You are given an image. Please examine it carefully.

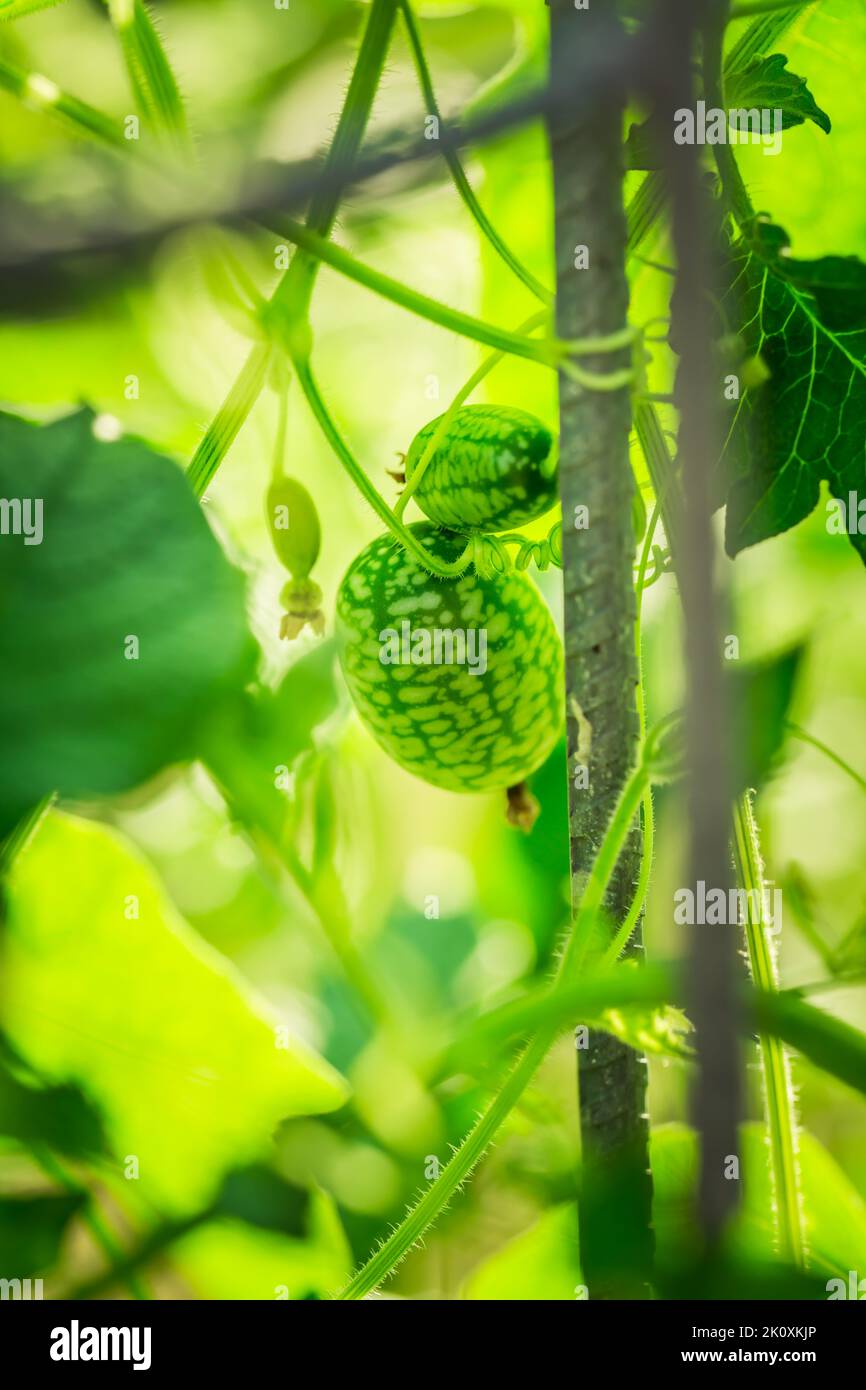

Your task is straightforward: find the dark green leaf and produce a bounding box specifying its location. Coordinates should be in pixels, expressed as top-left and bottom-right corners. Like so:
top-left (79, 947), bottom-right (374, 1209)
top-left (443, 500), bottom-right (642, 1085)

top-left (727, 643), bottom-right (802, 791)
top-left (0, 1192), bottom-right (84, 1278)
top-left (626, 53), bottom-right (829, 170)
top-left (216, 1164), bottom-right (309, 1236)
top-left (726, 54), bottom-right (831, 135)
top-left (0, 409), bottom-right (257, 831)
top-left (0, 1036), bottom-right (105, 1156)
top-left (718, 220), bottom-right (866, 561)
top-left (243, 638), bottom-right (341, 773)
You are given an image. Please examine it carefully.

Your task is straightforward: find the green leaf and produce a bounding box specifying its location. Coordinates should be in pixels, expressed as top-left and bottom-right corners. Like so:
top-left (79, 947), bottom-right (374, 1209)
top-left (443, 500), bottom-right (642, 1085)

top-left (463, 1202), bottom-right (581, 1300)
top-left (172, 1190), bottom-right (351, 1300)
top-left (0, 1192), bottom-right (84, 1278)
top-left (727, 643), bottom-right (802, 790)
top-left (652, 1122), bottom-right (866, 1279)
top-left (0, 409), bottom-right (257, 831)
top-left (754, 989), bottom-right (866, 1101)
top-left (0, 1038), bottom-right (105, 1157)
top-left (252, 639), bottom-right (342, 770)
top-left (216, 1164), bottom-right (308, 1237)
top-left (718, 219), bottom-right (866, 562)
top-left (2, 811), bottom-right (349, 1214)
top-left (726, 54), bottom-right (831, 135)
top-left (592, 1000), bottom-right (693, 1060)
top-left (626, 53), bottom-right (829, 170)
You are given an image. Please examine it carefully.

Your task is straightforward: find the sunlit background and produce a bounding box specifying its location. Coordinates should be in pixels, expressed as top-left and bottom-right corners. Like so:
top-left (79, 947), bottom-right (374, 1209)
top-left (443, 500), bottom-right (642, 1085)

top-left (1, 0), bottom-right (865, 1299)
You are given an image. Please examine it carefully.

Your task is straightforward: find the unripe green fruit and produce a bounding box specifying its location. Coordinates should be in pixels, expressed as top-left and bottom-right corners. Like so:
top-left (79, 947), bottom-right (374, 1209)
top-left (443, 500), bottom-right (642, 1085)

top-left (267, 476), bottom-right (321, 579)
top-left (336, 522), bottom-right (563, 793)
top-left (404, 404), bottom-right (557, 533)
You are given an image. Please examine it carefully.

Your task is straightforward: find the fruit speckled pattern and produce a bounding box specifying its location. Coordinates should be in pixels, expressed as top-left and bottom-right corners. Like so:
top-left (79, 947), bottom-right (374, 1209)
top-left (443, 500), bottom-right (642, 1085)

top-left (336, 522), bottom-right (564, 792)
top-left (404, 405), bottom-right (557, 532)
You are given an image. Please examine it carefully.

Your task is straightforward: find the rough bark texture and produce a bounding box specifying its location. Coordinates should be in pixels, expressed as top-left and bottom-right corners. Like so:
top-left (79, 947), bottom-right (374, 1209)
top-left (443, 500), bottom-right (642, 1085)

top-left (548, 0), bottom-right (653, 1297)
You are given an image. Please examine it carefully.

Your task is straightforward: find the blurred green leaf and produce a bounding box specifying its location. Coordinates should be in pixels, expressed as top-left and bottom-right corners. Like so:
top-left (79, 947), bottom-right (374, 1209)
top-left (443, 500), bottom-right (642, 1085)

top-left (651, 1122), bottom-right (866, 1278)
top-left (0, 1037), bottom-right (105, 1157)
top-left (754, 989), bottom-right (866, 1100)
top-left (592, 999), bottom-right (693, 1061)
top-left (216, 1164), bottom-right (308, 1237)
top-left (172, 1189), bottom-right (351, 1300)
top-left (627, 53), bottom-right (830, 171)
top-left (2, 810), bottom-right (349, 1214)
top-left (463, 1202), bottom-right (581, 1300)
top-left (728, 644), bottom-right (803, 791)
top-left (244, 639), bottom-right (342, 774)
top-left (0, 1191), bottom-right (84, 1279)
top-left (0, 409), bottom-right (256, 833)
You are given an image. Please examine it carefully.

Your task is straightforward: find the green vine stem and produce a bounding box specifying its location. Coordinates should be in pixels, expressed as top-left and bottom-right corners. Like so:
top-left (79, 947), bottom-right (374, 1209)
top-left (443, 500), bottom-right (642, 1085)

top-left (0, 54), bottom-right (128, 148)
top-left (270, 218), bottom-right (563, 366)
top-left (203, 733), bottom-right (393, 1030)
top-left (293, 354), bottom-right (472, 579)
top-left (334, 749), bottom-right (651, 1299)
top-left (188, 342), bottom-right (272, 499)
top-left (732, 795), bottom-right (806, 1267)
top-left (399, 0), bottom-right (552, 306)
top-left (786, 723), bottom-right (866, 800)
top-left (104, 0), bottom-right (189, 156)
top-left (28, 1144), bottom-right (151, 1300)
top-left (730, 0), bottom-right (819, 17)
top-left (187, 0), bottom-right (399, 496)
top-left (600, 501), bottom-right (661, 970)
top-left (394, 310), bottom-right (549, 517)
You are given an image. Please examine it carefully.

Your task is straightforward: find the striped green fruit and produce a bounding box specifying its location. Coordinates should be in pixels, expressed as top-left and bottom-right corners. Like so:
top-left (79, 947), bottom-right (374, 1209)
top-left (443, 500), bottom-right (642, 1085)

top-left (335, 523), bottom-right (563, 793)
top-left (404, 404), bottom-right (557, 533)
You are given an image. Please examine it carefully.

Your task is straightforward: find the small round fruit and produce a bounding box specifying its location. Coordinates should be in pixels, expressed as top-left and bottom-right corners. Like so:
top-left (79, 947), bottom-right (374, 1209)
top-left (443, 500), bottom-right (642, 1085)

top-left (335, 522), bottom-right (563, 793)
top-left (404, 404), bottom-right (557, 533)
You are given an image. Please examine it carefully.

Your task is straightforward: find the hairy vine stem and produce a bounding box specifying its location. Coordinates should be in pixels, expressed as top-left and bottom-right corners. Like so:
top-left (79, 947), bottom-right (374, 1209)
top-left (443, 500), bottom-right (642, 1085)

top-left (334, 748), bottom-right (652, 1299)
top-left (732, 796), bottom-right (806, 1267)
top-left (187, 0), bottom-right (400, 496)
top-left (398, 0), bottom-right (551, 306)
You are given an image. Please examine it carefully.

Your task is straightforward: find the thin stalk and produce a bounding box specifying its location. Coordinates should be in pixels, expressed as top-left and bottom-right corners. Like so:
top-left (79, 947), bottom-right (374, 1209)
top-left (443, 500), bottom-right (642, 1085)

top-left (104, 0), bottom-right (189, 155)
top-left (0, 793), bottom-right (54, 877)
top-left (0, 55), bottom-right (127, 149)
top-left (399, 0), bottom-right (551, 305)
top-left (187, 342), bottom-right (272, 498)
top-left (394, 310), bottom-right (549, 518)
top-left (732, 794), bottom-right (806, 1267)
top-left (730, 0), bottom-right (818, 16)
top-left (188, 0), bottom-right (399, 493)
top-left (601, 504), bottom-right (662, 969)
top-left (29, 1146), bottom-right (151, 1300)
top-left (335, 755), bottom-right (649, 1299)
top-left (703, 18), bottom-right (757, 231)
top-left (786, 723), bottom-right (866, 800)
top-left (274, 0), bottom-right (400, 326)
top-left (293, 355), bottom-right (472, 578)
top-left (271, 218), bottom-right (561, 366)
top-left (0, 0), bottom-right (68, 16)
top-left (203, 738), bottom-right (392, 1030)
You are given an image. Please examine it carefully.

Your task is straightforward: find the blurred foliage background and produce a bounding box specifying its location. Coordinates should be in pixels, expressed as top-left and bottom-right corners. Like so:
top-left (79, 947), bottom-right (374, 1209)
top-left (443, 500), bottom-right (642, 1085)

top-left (1, 0), bottom-right (865, 1299)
